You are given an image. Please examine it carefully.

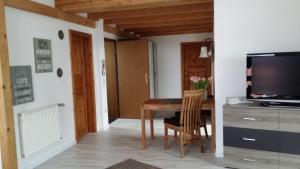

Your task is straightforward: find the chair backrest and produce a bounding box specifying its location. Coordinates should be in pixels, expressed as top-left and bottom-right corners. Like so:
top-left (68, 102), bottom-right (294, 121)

top-left (180, 90), bottom-right (204, 142)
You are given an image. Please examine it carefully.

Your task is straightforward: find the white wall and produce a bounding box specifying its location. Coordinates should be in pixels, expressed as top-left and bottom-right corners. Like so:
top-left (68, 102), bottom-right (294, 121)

top-left (146, 33), bottom-right (213, 98)
top-left (5, 7), bottom-right (108, 169)
top-left (31, 0), bottom-right (55, 7)
top-left (214, 0), bottom-right (300, 157)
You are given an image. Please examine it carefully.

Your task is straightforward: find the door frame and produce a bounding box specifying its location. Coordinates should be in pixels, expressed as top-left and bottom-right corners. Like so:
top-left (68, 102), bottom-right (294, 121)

top-left (69, 30), bottom-right (97, 140)
top-left (0, 1), bottom-right (18, 169)
top-left (104, 38), bottom-right (120, 120)
top-left (181, 41), bottom-right (212, 94)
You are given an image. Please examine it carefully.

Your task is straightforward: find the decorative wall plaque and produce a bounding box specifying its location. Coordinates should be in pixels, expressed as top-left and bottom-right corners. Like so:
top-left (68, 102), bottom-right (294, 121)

top-left (58, 30), bottom-right (64, 40)
top-left (11, 66), bottom-right (34, 105)
top-left (57, 68), bottom-right (63, 78)
top-left (33, 38), bottom-right (53, 73)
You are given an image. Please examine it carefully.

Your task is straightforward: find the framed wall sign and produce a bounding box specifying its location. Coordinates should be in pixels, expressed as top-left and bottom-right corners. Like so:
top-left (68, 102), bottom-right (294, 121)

top-left (11, 66), bottom-right (34, 105)
top-left (33, 38), bottom-right (53, 73)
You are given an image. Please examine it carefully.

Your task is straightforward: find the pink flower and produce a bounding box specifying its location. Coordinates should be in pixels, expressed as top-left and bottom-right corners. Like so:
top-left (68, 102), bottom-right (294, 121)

top-left (190, 76), bottom-right (201, 83)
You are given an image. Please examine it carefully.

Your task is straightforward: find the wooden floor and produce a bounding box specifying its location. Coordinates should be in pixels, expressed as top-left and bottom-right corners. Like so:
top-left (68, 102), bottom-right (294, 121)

top-left (36, 119), bottom-right (225, 169)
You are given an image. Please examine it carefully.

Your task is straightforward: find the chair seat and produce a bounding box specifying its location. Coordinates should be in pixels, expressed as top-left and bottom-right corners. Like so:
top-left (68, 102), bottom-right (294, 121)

top-left (202, 110), bottom-right (211, 122)
top-left (164, 116), bottom-right (180, 127)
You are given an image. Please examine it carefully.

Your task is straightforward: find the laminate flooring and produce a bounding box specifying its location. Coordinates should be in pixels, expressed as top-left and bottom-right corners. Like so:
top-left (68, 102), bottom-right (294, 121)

top-left (36, 119), bottom-right (225, 169)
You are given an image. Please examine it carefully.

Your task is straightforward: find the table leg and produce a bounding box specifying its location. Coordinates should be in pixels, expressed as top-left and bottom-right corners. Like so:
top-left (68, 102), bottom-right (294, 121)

top-left (211, 105), bottom-right (216, 153)
top-left (150, 110), bottom-right (155, 140)
top-left (141, 107), bottom-right (147, 149)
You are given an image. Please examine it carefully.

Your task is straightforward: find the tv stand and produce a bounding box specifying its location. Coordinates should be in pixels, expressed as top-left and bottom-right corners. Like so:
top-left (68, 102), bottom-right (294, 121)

top-left (259, 101), bottom-right (300, 107)
top-left (223, 103), bottom-right (300, 169)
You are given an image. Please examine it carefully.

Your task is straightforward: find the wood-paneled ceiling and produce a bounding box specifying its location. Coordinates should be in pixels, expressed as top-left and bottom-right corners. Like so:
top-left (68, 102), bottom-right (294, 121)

top-left (55, 0), bottom-right (213, 38)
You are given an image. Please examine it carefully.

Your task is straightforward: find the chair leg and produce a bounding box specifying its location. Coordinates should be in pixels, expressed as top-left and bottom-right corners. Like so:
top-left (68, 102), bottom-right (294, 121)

top-left (174, 130), bottom-right (177, 139)
top-left (179, 129), bottom-right (184, 158)
top-left (204, 125), bottom-right (209, 139)
top-left (198, 129), bottom-right (205, 153)
top-left (164, 125), bottom-right (168, 149)
top-left (202, 115), bottom-right (209, 139)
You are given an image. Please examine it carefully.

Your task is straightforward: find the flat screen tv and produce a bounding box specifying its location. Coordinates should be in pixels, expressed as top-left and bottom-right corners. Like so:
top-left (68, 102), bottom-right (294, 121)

top-left (247, 52), bottom-right (300, 104)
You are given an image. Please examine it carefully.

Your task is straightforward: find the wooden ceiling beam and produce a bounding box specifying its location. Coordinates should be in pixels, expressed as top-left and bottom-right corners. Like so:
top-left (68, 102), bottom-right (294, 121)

top-left (55, 0), bottom-right (212, 13)
top-left (127, 24), bottom-right (213, 33)
top-left (117, 18), bottom-right (213, 29)
top-left (104, 11), bottom-right (213, 25)
top-left (88, 3), bottom-right (213, 20)
top-left (104, 25), bottom-right (139, 39)
top-left (4, 0), bottom-right (95, 28)
top-left (140, 29), bottom-right (213, 37)
top-left (136, 27), bottom-right (213, 35)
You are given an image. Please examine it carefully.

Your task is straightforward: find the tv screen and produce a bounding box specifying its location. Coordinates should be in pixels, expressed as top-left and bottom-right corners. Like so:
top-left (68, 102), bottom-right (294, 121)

top-left (247, 52), bottom-right (300, 102)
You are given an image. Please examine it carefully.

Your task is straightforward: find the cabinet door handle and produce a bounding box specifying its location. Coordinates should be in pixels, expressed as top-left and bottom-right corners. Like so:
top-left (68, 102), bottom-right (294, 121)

top-left (242, 117), bottom-right (256, 121)
top-left (242, 137), bottom-right (256, 142)
top-left (242, 158), bottom-right (256, 162)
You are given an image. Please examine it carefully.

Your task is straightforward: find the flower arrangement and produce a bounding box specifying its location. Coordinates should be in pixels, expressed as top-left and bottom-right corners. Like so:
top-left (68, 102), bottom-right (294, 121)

top-left (190, 76), bottom-right (211, 90)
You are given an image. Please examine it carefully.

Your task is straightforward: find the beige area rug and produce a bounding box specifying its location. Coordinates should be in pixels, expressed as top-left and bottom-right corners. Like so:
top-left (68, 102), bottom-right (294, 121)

top-left (106, 159), bottom-right (162, 169)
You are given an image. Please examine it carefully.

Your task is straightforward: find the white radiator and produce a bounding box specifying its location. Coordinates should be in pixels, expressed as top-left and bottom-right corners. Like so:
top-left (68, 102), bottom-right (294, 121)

top-left (18, 103), bottom-right (64, 157)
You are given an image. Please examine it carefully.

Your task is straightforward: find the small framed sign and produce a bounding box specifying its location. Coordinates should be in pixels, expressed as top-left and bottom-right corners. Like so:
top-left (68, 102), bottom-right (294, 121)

top-left (33, 38), bottom-right (53, 73)
top-left (11, 66), bottom-right (34, 105)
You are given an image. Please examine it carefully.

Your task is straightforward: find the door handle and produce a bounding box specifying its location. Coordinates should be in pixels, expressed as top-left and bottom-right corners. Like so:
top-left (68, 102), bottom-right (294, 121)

top-left (145, 74), bottom-right (149, 85)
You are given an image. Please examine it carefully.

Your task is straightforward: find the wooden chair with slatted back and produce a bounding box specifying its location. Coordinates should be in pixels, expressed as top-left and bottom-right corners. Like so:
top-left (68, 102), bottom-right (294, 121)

top-left (190, 83), bottom-right (209, 139)
top-left (164, 90), bottom-right (205, 158)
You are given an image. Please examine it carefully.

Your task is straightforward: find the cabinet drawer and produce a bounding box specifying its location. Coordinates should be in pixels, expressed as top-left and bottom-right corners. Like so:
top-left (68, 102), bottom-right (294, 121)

top-left (224, 147), bottom-right (278, 169)
top-left (279, 153), bottom-right (300, 169)
top-left (224, 107), bottom-right (279, 130)
top-left (280, 110), bottom-right (300, 133)
top-left (279, 131), bottom-right (300, 155)
top-left (224, 127), bottom-right (278, 152)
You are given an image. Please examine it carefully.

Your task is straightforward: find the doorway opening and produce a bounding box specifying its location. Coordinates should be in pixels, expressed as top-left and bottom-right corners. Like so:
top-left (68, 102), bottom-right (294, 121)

top-left (104, 38), bottom-right (120, 124)
top-left (105, 39), bottom-right (156, 122)
top-left (69, 30), bottom-right (97, 140)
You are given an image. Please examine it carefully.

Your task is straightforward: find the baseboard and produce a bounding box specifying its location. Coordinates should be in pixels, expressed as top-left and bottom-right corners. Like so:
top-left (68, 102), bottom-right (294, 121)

top-left (22, 140), bottom-right (76, 169)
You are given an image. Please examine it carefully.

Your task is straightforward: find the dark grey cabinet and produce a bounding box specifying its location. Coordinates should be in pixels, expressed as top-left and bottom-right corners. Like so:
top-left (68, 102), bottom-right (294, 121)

top-left (223, 104), bottom-right (300, 169)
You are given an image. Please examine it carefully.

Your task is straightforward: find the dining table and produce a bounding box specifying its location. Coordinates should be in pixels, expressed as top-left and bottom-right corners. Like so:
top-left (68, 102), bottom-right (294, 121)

top-left (140, 98), bottom-right (215, 152)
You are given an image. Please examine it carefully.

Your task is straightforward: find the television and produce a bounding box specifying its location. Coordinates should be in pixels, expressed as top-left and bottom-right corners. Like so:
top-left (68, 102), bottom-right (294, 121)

top-left (247, 52), bottom-right (300, 105)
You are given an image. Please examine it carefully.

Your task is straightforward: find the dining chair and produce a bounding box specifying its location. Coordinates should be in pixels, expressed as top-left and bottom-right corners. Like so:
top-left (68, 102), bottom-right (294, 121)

top-left (164, 90), bottom-right (205, 158)
top-left (174, 110), bottom-right (209, 139)
top-left (189, 84), bottom-right (209, 139)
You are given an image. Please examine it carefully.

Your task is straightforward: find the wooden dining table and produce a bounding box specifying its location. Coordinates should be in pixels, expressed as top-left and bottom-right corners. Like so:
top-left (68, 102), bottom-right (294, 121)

top-left (140, 98), bottom-right (215, 152)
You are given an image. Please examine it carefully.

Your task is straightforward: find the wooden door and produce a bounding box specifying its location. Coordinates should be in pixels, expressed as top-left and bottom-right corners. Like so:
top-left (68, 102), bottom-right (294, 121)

top-left (70, 30), bottom-right (96, 140)
top-left (181, 42), bottom-right (212, 94)
top-left (104, 39), bottom-right (120, 121)
top-left (117, 40), bottom-right (150, 119)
